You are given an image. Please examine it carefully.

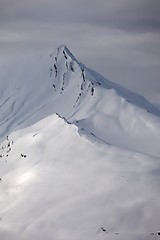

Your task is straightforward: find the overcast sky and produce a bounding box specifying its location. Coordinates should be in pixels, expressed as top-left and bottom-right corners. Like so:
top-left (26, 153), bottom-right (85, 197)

top-left (0, 0), bottom-right (160, 103)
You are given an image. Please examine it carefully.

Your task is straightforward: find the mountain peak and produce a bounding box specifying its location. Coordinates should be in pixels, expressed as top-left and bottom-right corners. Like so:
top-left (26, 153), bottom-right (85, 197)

top-left (50, 45), bottom-right (78, 64)
top-left (49, 46), bottom-right (160, 118)
top-left (49, 45), bottom-right (86, 94)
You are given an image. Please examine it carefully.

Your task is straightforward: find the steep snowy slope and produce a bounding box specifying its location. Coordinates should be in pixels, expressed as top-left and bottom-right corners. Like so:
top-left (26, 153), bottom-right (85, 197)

top-left (0, 45), bottom-right (160, 157)
top-left (0, 54), bottom-right (55, 139)
top-left (0, 115), bottom-right (160, 240)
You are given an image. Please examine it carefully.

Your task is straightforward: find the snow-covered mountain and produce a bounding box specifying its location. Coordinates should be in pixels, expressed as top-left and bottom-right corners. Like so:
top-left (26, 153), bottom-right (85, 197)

top-left (1, 45), bottom-right (160, 156)
top-left (0, 46), bottom-right (160, 240)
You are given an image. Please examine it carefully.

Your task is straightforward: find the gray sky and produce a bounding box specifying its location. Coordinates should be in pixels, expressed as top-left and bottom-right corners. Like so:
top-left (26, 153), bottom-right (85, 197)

top-left (0, 0), bottom-right (160, 103)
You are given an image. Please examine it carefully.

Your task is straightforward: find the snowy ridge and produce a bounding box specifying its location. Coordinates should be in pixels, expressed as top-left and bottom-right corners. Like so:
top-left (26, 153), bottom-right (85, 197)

top-left (0, 114), bottom-right (160, 240)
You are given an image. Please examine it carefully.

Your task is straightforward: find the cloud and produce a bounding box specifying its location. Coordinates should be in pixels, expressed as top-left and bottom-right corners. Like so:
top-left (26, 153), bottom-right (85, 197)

top-left (1, 0), bottom-right (160, 32)
top-left (0, 0), bottom-right (160, 103)
top-left (84, 0), bottom-right (160, 33)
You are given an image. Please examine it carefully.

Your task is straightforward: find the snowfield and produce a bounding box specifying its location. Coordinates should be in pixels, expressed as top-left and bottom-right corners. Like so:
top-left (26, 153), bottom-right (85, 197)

top-left (0, 46), bottom-right (160, 239)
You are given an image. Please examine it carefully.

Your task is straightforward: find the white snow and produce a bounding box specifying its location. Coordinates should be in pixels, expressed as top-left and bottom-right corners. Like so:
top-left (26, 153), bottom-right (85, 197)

top-left (0, 45), bottom-right (160, 239)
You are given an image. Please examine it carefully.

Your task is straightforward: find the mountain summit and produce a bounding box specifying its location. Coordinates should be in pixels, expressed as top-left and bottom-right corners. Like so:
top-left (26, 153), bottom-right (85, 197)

top-left (50, 45), bottom-right (160, 115)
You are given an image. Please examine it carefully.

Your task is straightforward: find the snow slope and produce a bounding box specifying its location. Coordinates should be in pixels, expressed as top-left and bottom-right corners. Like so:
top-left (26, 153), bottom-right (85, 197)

top-left (0, 115), bottom-right (160, 240)
top-left (0, 46), bottom-right (160, 239)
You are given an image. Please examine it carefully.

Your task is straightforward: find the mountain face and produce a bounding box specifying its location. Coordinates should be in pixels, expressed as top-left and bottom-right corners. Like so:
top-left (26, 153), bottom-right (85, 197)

top-left (49, 46), bottom-right (160, 157)
top-left (0, 46), bottom-right (160, 240)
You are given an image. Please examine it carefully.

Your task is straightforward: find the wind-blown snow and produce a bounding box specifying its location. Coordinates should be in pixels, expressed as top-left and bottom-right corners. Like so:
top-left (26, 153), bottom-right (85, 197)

top-left (0, 45), bottom-right (160, 239)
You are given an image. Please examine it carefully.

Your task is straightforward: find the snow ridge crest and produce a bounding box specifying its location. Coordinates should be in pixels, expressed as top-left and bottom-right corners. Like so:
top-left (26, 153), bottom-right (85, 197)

top-left (50, 45), bottom-right (79, 64)
top-left (49, 45), bottom-right (89, 95)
